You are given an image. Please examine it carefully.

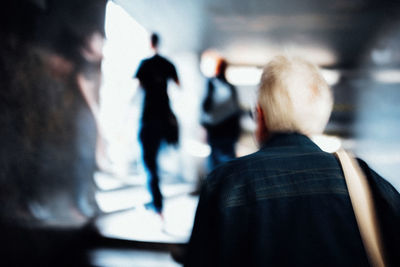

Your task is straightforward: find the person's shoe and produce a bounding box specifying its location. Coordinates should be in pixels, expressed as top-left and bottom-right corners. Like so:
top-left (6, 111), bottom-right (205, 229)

top-left (144, 202), bottom-right (163, 217)
top-left (156, 211), bottom-right (164, 221)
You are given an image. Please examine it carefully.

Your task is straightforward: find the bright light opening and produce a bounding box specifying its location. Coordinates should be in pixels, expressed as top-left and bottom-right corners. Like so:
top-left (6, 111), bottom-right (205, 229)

top-left (99, 1), bottom-right (149, 174)
top-left (182, 139), bottom-right (211, 158)
top-left (200, 50), bottom-right (219, 78)
top-left (373, 69), bottom-right (400, 84)
top-left (226, 66), bottom-right (263, 86)
top-left (320, 69), bottom-right (341, 86)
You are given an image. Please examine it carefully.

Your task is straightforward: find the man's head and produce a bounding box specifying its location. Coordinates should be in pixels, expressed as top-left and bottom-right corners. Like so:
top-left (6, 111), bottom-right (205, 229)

top-left (150, 32), bottom-right (160, 50)
top-left (215, 57), bottom-right (228, 78)
top-left (256, 55), bottom-right (333, 143)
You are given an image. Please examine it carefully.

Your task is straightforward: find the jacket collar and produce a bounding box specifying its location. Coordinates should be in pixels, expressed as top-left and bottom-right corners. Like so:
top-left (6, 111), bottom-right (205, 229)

top-left (260, 132), bottom-right (322, 150)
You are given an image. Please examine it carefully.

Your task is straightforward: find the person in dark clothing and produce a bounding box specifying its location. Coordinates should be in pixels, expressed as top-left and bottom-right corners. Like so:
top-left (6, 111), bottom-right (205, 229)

top-left (135, 33), bottom-right (180, 214)
top-left (201, 57), bottom-right (241, 170)
top-left (185, 55), bottom-right (400, 267)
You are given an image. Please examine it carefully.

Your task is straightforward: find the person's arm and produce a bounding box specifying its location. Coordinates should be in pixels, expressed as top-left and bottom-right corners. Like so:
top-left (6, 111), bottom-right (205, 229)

top-left (131, 61), bottom-right (145, 104)
top-left (174, 76), bottom-right (180, 87)
top-left (170, 62), bottom-right (180, 87)
top-left (202, 79), bottom-right (214, 112)
top-left (134, 60), bottom-right (145, 87)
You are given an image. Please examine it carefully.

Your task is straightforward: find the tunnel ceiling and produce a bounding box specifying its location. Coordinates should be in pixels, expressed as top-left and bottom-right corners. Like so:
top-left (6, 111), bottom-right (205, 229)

top-left (114, 0), bottom-right (400, 68)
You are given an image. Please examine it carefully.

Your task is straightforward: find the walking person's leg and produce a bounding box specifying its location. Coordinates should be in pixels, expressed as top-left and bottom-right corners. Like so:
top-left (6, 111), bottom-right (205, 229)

top-left (140, 127), bottom-right (163, 213)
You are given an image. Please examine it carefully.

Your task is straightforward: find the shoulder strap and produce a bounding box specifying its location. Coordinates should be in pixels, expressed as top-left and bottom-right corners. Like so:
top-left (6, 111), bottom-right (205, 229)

top-left (335, 148), bottom-right (386, 267)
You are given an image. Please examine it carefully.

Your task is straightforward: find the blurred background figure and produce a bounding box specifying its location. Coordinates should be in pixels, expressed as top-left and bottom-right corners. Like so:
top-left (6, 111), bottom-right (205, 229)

top-left (0, 0), bottom-right (106, 266)
top-left (200, 54), bottom-right (242, 171)
top-left (135, 32), bottom-right (181, 214)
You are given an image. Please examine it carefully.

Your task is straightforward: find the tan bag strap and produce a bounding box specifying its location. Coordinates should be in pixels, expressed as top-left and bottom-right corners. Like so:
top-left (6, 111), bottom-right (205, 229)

top-left (335, 148), bottom-right (386, 267)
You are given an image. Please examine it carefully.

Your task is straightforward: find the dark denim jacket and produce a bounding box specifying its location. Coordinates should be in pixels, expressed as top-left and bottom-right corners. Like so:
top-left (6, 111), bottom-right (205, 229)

top-left (185, 133), bottom-right (400, 267)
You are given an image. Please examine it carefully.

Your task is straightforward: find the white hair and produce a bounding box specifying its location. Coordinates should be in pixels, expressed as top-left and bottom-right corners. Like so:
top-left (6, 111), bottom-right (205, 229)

top-left (258, 55), bottom-right (333, 135)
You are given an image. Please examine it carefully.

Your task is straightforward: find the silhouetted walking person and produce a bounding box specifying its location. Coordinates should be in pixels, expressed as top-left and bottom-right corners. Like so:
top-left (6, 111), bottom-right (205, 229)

top-left (135, 33), bottom-right (180, 214)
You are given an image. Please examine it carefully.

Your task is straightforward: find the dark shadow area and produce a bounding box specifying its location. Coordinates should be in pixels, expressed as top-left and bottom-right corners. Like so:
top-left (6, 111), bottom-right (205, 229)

top-left (0, 0), bottom-right (106, 266)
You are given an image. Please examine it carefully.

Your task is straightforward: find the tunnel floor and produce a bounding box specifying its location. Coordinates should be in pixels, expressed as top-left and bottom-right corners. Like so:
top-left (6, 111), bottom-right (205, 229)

top-left (95, 184), bottom-right (198, 244)
top-left (90, 173), bottom-right (198, 266)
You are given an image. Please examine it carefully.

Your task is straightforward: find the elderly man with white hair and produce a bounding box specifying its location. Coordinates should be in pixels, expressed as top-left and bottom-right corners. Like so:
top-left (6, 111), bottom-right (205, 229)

top-left (185, 55), bottom-right (400, 267)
